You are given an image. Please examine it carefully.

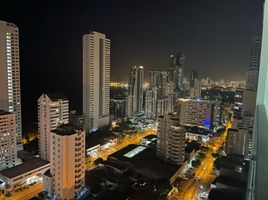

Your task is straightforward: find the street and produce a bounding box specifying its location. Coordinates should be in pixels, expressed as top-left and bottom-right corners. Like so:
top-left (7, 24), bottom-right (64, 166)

top-left (169, 122), bottom-right (231, 200)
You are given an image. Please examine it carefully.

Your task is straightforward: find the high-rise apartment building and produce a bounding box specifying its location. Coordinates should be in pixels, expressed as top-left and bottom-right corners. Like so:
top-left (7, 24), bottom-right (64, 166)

top-left (110, 98), bottom-right (126, 120)
top-left (177, 98), bottom-right (221, 129)
top-left (38, 94), bottom-right (69, 161)
top-left (174, 52), bottom-right (185, 93)
top-left (147, 70), bottom-right (174, 119)
top-left (83, 31), bottom-right (110, 133)
top-left (234, 89), bottom-right (256, 119)
top-left (0, 20), bottom-right (22, 150)
top-left (246, 36), bottom-right (261, 92)
top-left (226, 128), bottom-right (252, 160)
top-left (127, 66), bottom-right (144, 116)
top-left (189, 70), bottom-right (201, 98)
top-left (44, 124), bottom-right (85, 200)
top-left (69, 110), bottom-right (84, 131)
top-left (250, 1), bottom-right (268, 199)
top-left (157, 114), bottom-right (185, 165)
top-left (145, 88), bottom-right (157, 119)
top-left (0, 111), bottom-right (17, 171)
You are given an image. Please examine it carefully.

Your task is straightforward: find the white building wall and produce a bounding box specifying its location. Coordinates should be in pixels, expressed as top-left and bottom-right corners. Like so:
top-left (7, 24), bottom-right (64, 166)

top-left (38, 94), bottom-right (69, 161)
top-left (0, 111), bottom-right (16, 171)
top-left (0, 20), bottom-right (22, 150)
top-left (50, 127), bottom-right (85, 200)
top-left (83, 31), bottom-right (110, 133)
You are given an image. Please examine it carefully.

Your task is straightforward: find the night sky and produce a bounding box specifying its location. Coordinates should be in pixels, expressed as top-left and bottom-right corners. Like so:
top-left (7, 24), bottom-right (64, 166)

top-left (0, 0), bottom-right (262, 132)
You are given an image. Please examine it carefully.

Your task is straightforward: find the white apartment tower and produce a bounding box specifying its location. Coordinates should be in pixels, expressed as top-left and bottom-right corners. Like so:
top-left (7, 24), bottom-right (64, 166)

top-left (157, 114), bottom-right (186, 165)
top-left (0, 20), bottom-right (22, 150)
top-left (0, 111), bottom-right (17, 171)
top-left (38, 94), bottom-right (69, 161)
top-left (83, 31), bottom-right (110, 133)
top-left (127, 66), bottom-right (144, 116)
top-left (48, 124), bottom-right (85, 200)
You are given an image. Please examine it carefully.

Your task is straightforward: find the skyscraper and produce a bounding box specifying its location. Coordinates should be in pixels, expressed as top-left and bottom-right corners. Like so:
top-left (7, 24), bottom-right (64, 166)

top-left (83, 31), bottom-right (110, 133)
top-left (250, 1), bottom-right (268, 199)
top-left (174, 52), bottom-right (185, 92)
top-left (246, 36), bottom-right (261, 92)
top-left (147, 70), bottom-right (174, 118)
top-left (38, 93), bottom-right (69, 161)
top-left (0, 20), bottom-right (22, 150)
top-left (0, 111), bottom-right (17, 171)
top-left (189, 70), bottom-right (201, 98)
top-left (127, 66), bottom-right (144, 116)
top-left (145, 88), bottom-right (157, 119)
top-left (157, 114), bottom-right (185, 165)
top-left (43, 124), bottom-right (85, 200)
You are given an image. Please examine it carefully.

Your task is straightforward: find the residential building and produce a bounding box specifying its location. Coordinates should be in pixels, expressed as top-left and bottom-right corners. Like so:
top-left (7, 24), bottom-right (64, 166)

top-left (189, 70), bottom-right (201, 98)
top-left (0, 20), bottom-right (22, 150)
top-left (177, 98), bottom-right (221, 129)
top-left (0, 111), bottom-right (16, 171)
top-left (173, 52), bottom-right (185, 93)
top-left (0, 158), bottom-right (49, 190)
top-left (157, 114), bottom-right (186, 165)
top-left (83, 31), bottom-right (110, 133)
top-left (110, 98), bottom-right (126, 120)
top-left (246, 36), bottom-right (261, 92)
top-left (147, 70), bottom-right (174, 119)
top-left (234, 89), bottom-right (256, 119)
top-left (44, 124), bottom-right (85, 200)
top-left (226, 128), bottom-right (252, 160)
top-left (250, 1), bottom-right (268, 199)
top-left (38, 93), bottom-right (69, 161)
top-left (127, 66), bottom-right (144, 116)
top-left (70, 110), bottom-right (84, 130)
top-left (145, 88), bottom-right (157, 119)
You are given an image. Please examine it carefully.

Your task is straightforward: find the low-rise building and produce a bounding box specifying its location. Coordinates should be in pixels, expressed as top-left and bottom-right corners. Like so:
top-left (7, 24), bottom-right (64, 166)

top-left (0, 158), bottom-right (49, 189)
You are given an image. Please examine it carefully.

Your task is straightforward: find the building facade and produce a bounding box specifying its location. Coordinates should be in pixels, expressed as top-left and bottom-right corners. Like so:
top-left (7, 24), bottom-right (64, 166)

top-left (246, 36), bottom-right (261, 92)
top-left (83, 31), bottom-right (110, 133)
top-left (110, 98), bottom-right (127, 120)
top-left (38, 94), bottom-right (69, 161)
top-left (234, 89), bottom-right (256, 119)
top-left (189, 70), bottom-right (201, 98)
top-left (46, 124), bottom-right (85, 200)
top-left (127, 66), bottom-right (144, 116)
top-left (147, 70), bottom-right (174, 119)
top-left (226, 128), bottom-right (251, 160)
top-left (0, 20), bottom-right (22, 150)
top-left (145, 88), bottom-right (157, 119)
top-left (70, 110), bottom-right (84, 131)
top-left (157, 114), bottom-right (186, 165)
top-left (0, 111), bottom-right (17, 171)
top-left (177, 98), bottom-right (221, 129)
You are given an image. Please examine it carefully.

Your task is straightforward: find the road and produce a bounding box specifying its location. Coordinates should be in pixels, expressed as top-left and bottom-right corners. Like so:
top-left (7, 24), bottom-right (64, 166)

top-left (0, 182), bottom-right (42, 200)
top-left (170, 122), bottom-right (231, 200)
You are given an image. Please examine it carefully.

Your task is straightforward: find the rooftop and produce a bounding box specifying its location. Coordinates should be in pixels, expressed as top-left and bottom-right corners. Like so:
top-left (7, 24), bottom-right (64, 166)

top-left (0, 110), bottom-right (13, 116)
top-left (52, 123), bottom-right (78, 136)
top-left (0, 158), bottom-right (49, 179)
top-left (108, 144), bottom-right (180, 180)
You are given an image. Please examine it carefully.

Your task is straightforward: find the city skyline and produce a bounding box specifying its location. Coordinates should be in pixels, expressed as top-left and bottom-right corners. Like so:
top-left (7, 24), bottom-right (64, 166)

top-left (0, 1), bottom-right (262, 131)
top-left (0, 1), bottom-right (267, 199)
